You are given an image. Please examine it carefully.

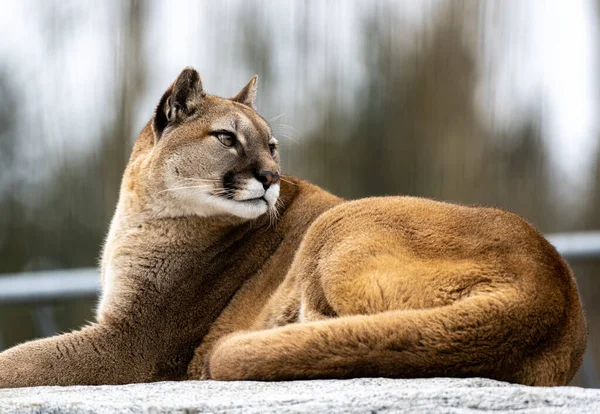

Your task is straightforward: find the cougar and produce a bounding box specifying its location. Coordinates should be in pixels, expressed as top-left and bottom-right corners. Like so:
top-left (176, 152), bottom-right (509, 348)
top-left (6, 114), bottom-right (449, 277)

top-left (0, 67), bottom-right (586, 388)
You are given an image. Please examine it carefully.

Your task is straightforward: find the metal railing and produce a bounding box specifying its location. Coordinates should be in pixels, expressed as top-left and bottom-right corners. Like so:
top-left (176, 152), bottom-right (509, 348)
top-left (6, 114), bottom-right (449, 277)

top-left (546, 232), bottom-right (600, 260)
top-left (0, 268), bottom-right (99, 304)
top-left (545, 232), bottom-right (600, 388)
top-left (0, 268), bottom-right (99, 344)
top-left (0, 231), bottom-right (599, 384)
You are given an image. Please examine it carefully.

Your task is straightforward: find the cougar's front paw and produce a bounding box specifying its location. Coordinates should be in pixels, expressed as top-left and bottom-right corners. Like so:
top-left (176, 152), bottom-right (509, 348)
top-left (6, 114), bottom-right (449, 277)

top-left (0, 351), bottom-right (44, 388)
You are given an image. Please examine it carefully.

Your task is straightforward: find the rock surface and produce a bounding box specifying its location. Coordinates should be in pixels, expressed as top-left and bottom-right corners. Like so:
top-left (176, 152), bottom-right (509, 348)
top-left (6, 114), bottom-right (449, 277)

top-left (1, 377), bottom-right (600, 413)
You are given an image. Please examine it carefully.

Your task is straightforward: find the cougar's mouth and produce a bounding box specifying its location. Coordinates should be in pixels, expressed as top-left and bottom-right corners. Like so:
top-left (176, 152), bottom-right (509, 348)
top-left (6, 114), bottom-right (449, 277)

top-left (220, 175), bottom-right (278, 207)
top-left (214, 190), bottom-right (266, 203)
top-left (238, 196), bottom-right (267, 203)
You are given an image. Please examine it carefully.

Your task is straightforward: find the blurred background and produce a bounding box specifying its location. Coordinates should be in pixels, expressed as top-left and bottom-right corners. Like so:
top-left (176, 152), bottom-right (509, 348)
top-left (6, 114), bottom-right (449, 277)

top-left (1, 0), bottom-right (599, 386)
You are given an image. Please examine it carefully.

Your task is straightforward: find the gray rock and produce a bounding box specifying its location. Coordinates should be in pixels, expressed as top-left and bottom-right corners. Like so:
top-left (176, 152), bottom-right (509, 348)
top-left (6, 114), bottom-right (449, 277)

top-left (1, 378), bottom-right (599, 414)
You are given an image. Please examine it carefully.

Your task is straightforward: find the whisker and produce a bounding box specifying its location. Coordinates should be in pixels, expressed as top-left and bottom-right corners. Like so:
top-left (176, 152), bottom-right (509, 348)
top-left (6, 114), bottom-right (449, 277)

top-left (275, 198), bottom-right (285, 213)
top-left (175, 177), bottom-right (221, 182)
top-left (160, 185), bottom-right (232, 195)
top-left (269, 113), bottom-right (285, 123)
top-left (274, 124), bottom-right (299, 133)
top-left (159, 185), bottom-right (214, 193)
top-left (279, 177), bottom-right (297, 186)
top-left (267, 204), bottom-right (279, 229)
top-left (274, 134), bottom-right (300, 144)
top-left (210, 188), bottom-right (233, 195)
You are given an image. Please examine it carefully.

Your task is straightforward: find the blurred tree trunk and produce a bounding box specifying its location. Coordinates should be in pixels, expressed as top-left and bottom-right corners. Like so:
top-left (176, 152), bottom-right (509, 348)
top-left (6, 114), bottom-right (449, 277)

top-left (299, 1), bottom-right (555, 230)
top-left (101, 0), bottom-right (148, 225)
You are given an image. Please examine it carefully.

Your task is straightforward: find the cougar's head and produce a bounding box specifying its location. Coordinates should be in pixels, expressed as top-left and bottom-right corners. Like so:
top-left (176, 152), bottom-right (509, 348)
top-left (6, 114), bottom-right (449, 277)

top-left (145, 67), bottom-right (280, 220)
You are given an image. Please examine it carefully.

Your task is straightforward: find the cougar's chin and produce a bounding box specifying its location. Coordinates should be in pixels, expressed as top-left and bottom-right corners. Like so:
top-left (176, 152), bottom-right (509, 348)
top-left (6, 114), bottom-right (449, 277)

top-left (262, 182), bottom-right (280, 210)
top-left (221, 198), bottom-right (270, 219)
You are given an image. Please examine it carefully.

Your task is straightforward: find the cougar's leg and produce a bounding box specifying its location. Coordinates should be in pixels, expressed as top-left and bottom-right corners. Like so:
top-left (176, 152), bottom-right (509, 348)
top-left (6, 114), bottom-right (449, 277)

top-left (0, 322), bottom-right (156, 388)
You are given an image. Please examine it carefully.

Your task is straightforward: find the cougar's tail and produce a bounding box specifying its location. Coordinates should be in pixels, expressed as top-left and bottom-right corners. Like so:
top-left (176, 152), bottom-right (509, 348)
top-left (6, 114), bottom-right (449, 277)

top-left (206, 290), bottom-right (586, 386)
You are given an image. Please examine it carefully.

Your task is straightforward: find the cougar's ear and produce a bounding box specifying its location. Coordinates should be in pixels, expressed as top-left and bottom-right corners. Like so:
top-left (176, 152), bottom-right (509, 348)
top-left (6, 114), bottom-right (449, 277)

top-left (231, 75), bottom-right (258, 110)
top-left (153, 67), bottom-right (205, 141)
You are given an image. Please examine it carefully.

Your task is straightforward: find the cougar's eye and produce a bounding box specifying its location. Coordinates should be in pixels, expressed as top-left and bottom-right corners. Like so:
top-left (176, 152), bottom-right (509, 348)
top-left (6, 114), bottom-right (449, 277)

top-left (214, 131), bottom-right (236, 147)
top-left (269, 143), bottom-right (277, 157)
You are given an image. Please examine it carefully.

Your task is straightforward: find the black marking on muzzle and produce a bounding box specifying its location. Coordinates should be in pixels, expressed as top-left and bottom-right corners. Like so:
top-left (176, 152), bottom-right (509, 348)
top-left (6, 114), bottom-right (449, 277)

top-left (222, 171), bottom-right (237, 200)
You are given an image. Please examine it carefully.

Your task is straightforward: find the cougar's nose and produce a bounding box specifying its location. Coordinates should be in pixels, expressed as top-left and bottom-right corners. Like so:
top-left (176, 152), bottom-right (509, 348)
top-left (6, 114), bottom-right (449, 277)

top-left (256, 170), bottom-right (280, 190)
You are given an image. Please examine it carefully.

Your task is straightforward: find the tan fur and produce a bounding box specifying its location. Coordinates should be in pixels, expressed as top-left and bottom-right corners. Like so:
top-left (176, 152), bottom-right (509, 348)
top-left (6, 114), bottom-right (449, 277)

top-left (0, 68), bottom-right (586, 388)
